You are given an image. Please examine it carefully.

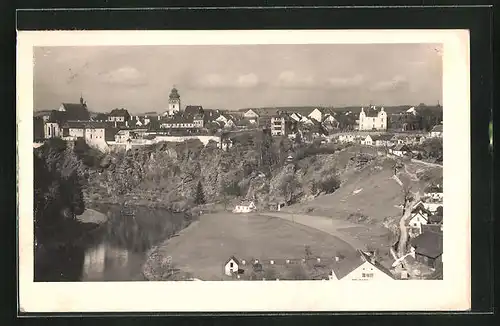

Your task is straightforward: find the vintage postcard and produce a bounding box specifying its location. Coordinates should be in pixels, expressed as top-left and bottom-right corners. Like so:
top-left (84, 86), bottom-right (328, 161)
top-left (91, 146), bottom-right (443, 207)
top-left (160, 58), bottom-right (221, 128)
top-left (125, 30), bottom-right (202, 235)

top-left (17, 29), bottom-right (470, 312)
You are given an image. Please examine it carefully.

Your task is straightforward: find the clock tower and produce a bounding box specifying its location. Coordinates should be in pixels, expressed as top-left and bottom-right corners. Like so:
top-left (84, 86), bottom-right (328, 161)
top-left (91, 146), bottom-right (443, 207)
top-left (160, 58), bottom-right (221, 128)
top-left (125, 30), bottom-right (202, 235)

top-left (166, 86), bottom-right (181, 116)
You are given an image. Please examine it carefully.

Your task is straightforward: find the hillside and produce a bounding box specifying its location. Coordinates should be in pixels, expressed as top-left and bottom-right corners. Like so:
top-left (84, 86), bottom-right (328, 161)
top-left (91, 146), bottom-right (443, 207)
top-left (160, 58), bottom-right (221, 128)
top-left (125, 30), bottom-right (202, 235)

top-left (283, 153), bottom-right (443, 225)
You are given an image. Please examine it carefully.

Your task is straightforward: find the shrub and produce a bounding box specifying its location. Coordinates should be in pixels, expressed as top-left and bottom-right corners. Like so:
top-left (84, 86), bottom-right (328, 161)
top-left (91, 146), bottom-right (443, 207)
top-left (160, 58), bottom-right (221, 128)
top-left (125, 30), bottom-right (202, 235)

top-left (318, 176), bottom-right (340, 194)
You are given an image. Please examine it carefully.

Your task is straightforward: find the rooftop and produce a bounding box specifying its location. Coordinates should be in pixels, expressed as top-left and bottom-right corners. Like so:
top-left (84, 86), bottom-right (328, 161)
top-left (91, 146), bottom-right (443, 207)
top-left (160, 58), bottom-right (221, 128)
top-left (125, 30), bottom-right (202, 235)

top-left (431, 124), bottom-right (443, 133)
top-left (410, 230), bottom-right (443, 258)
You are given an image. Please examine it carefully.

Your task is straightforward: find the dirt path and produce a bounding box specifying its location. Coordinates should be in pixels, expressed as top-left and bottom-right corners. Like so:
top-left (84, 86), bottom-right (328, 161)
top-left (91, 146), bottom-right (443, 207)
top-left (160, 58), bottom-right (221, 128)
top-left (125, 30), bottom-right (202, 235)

top-left (258, 211), bottom-right (367, 250)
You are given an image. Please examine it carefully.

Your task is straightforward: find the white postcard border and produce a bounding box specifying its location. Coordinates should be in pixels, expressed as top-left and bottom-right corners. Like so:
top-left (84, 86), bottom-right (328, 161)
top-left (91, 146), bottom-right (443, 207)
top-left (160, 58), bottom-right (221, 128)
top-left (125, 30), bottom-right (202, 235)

top-left (17, 29), bottom-right (470, 312)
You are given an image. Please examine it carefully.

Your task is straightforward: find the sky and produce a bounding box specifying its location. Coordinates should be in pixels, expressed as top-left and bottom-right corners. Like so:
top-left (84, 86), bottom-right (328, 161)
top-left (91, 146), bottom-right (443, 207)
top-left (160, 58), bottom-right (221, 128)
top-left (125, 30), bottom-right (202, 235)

top-left (33, 44), bottom-right (442, 113)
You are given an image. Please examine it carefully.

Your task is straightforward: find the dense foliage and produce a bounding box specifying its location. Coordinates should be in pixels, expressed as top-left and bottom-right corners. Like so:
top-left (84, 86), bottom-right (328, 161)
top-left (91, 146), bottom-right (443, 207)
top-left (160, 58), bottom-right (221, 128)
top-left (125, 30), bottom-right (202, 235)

top-left (34, 139), bottom-right (86, 246)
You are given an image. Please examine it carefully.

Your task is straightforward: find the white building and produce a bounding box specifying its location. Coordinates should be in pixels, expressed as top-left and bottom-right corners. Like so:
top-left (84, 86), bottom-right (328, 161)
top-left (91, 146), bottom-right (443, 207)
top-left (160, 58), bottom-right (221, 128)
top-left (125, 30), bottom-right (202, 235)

top-left (308, 108), bottom-right (323, 122)
top-left (390, 144), bottom-right (411, 157)
top-left (408, 204), bottom-right (432, 237)
top-left (358, 106), bottom-right (387, 131)
top-left (330, 250), bottom-right (395, 281)
top-left (338, 134), bottom-right (356, 143)
top-left (243, 109), bottom-right (260, 124)
top-left (429, 124), bottom-right (443, 138)
top-left (224, 256), bottom-right (240, 276)
top-left (232, 201), bottom-right (256, 213)
top-left (44, 122), bottom-right (60, 139)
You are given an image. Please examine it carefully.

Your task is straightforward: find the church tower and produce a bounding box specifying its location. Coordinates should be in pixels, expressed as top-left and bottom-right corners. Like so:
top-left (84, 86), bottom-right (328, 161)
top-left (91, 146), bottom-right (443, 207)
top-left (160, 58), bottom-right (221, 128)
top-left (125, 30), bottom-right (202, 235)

top-left (166, 86), bottom-right (181, 116)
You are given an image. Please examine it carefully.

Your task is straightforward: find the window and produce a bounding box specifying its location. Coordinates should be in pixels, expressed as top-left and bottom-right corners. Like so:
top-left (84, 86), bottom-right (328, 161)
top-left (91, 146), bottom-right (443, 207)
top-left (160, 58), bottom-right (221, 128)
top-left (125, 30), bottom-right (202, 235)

top-left (230, 262), bottom-right (233, 268)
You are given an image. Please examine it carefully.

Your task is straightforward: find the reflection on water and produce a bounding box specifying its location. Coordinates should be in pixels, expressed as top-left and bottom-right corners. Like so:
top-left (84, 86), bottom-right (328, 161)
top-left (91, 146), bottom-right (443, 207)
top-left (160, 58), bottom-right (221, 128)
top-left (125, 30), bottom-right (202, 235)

top-left (36, 204), bottom-right (192, 282)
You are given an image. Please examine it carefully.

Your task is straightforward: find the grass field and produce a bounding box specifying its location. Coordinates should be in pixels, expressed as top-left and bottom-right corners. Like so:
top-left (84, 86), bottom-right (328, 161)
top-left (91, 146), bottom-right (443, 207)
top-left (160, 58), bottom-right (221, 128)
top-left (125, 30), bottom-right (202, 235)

top-left (153, 212), bottom-right (357, 280)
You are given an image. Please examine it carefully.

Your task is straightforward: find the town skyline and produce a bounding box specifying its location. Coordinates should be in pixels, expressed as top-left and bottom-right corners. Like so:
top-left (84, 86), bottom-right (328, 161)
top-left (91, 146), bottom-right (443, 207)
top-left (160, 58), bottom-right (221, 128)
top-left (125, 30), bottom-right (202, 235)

top-left (34, 44), bottom-right (442, 113)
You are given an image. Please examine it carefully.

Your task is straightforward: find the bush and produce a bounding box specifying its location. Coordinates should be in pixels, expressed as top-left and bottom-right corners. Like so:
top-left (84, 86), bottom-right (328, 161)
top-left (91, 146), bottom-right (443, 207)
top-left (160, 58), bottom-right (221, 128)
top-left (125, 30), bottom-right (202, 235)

top-left (318, 176), bottom-right (340, 194)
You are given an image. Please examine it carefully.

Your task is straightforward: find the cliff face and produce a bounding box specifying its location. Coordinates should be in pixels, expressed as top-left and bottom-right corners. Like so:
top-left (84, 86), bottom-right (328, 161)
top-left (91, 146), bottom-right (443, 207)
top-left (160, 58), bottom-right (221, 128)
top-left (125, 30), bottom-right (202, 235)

top-left (83, 139), bottom-right (347, 211)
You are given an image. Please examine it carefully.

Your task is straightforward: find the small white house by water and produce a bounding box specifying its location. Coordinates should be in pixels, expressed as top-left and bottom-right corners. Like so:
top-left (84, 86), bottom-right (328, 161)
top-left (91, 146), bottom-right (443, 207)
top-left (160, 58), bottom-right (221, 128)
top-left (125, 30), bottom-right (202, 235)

top-left (232, 201), bottom-right (256, 213)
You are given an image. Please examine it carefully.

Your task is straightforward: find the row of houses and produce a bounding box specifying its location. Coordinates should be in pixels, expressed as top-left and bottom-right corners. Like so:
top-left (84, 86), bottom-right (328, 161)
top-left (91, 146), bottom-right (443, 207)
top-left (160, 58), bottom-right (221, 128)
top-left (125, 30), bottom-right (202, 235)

top-left (405, 186), bottom-right (444, 271)
top-left (223, 249), bottom-right (396, 280)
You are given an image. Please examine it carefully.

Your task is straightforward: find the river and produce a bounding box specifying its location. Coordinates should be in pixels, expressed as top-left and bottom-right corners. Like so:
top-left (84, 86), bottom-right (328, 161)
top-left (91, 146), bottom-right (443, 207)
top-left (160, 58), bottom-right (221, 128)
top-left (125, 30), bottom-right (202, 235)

top-left (34, 204), bottom-right (192, 282)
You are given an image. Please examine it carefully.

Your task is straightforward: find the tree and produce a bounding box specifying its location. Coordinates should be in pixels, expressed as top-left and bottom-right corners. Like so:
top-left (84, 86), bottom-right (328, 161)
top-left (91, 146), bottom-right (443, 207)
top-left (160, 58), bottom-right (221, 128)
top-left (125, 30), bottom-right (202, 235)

top-left (318, 175), bottom-right (340, 194)
top-left (279, 173), bottom-right (300, 204)
top-left (304, 245), bottom-right (313, 260)
top-left (194, 181), bottom-right (206, 205)
top-left (294, 131), bottom-right (302, 144)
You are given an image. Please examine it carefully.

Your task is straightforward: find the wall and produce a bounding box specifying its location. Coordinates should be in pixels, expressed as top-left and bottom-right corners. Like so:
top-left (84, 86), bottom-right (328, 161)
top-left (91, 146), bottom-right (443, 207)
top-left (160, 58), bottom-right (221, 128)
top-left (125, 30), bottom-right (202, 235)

top-left (69, 128), bottom-right (85, 138)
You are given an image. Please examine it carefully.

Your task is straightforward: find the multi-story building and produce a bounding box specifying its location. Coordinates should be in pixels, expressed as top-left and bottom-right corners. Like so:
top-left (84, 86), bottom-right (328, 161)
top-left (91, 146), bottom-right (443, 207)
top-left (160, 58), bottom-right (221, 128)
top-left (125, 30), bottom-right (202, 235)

top-left (358, 106), bottom-right (387, 131)
top-left (271, 116), bottom-right (287, 136)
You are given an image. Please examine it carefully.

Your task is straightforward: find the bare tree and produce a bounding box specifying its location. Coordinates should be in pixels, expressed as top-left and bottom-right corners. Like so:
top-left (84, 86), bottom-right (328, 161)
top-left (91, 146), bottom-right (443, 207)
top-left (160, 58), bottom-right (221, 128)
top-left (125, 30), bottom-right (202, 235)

top-left (397, 191), bottom-right (421, 258)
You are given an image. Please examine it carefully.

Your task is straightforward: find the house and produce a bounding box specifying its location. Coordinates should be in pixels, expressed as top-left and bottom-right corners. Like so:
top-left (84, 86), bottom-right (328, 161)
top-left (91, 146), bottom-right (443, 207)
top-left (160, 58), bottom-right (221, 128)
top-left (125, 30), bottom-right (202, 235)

top-left (243, 109), bottom-right (260, 124)
top-left (358, 106), bottom-right (388, 131)
top-left (308, 108), bottom-right (323, 122)
top-left (115, 130), bottom-right (131, 143)
top-left (410, 230), bottom-right (443, 269)
top-left (160, 116), bottom-right (197, 129)
top-left (429, 124), bottom-right (443, 138)
top-left (329, 250), bottom-right (395, 281)
top-left (428, 213), bottom-right (443, 225)
top-left (216, 114), bottom-right (229, 124)
top-left (270, 201), bottom-right (286, 211)
top-left (144, 111), bottom-right (162, 120)
top-left (232, 201), bottom-right (257, 213)
top-left (164, 86), bottom-right (182, 116)
top-left (338, 134), bottom-right (356, 143)
top-left (83, 121), bottom-right (107, 143)
top-left (56, 96), bottom-right (91, 122)
top-left (107, 108), bottom-right (130, 123)
top-left (61, 121), bottom-right (86, 139)
top-left (224, 256), bottom-right (240, 276)
top-left (184, 105), bottom-right (204, 117)
top-left (408, 204), bottom-right (432, 237)
top-left (223, 119), bottom-right (236, 130)
top-left (362, 134), bottom-right (394, 147)
top-left (322, 114), bottom-right (339, 129)
top-left (390, 144), bottom-right (411, 157)
top-left (270, 114), bottom-right (295, 137)
top-left (424, 191), bottom-right (443, 202)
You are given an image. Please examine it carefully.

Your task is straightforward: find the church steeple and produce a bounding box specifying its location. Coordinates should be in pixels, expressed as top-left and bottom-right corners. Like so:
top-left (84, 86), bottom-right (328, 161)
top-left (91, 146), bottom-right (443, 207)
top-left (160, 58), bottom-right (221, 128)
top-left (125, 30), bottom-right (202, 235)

top-left (79, 93), bottom-right (87, 107)
top-left (165, 85), bottom-right (181, 116)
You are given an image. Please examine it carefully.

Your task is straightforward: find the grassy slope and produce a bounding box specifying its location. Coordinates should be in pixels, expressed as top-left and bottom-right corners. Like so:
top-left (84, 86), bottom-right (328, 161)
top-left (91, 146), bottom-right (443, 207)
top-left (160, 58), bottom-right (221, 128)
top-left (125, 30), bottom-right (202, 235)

top-left (153, 212), bottom-right (357, 281)
top-left (284, 154), bottom-right (442, 224)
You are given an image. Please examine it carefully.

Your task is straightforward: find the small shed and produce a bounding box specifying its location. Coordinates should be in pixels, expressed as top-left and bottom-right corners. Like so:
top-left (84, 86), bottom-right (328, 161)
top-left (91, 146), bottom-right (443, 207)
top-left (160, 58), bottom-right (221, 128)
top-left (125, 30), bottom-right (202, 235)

top-left (224, 256), bottom-right (240, 276)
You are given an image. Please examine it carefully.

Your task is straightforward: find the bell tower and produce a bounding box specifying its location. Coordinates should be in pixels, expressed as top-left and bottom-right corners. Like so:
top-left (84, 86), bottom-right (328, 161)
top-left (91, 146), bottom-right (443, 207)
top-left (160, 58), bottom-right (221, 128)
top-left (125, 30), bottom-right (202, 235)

top-left (167, 86), bottom-right (181, 116)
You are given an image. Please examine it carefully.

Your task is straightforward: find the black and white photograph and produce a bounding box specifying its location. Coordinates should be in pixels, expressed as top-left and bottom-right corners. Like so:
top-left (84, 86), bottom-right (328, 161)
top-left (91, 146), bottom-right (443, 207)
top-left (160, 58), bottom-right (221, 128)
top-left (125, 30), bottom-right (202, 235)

top-left (18, 30), bottom-right (470, 312)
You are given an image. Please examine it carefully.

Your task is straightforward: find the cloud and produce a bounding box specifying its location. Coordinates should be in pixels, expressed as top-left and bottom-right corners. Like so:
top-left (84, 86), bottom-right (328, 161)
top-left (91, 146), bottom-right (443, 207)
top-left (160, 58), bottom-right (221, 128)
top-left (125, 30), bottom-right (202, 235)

top-left (98, 66), bottom-right (147, 86)
top-left (194, 73), bottom-right (260, 89)
top-left (276, 71), bottom-right (315, 89)
top-left (237, 73), bottom-right (259, 88)
top-left (369, 75), bottom-right (409, 92)
top-left (326, 74), bottom-right (365, 89)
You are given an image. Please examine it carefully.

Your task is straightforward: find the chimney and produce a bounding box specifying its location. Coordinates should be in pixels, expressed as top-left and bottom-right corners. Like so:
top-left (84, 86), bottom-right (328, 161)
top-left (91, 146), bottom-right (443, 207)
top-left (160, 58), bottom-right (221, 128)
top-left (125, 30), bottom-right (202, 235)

top-left (335, 256), bottom-right (340, 262)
